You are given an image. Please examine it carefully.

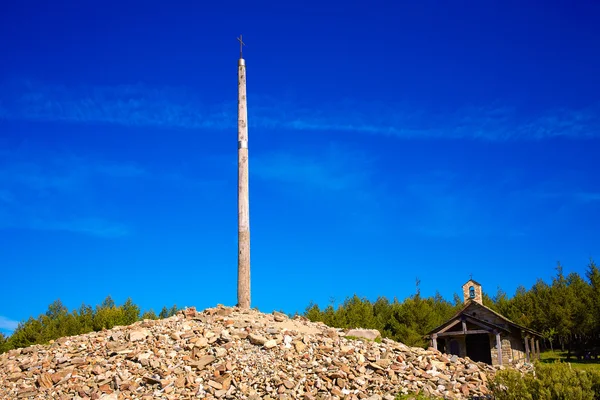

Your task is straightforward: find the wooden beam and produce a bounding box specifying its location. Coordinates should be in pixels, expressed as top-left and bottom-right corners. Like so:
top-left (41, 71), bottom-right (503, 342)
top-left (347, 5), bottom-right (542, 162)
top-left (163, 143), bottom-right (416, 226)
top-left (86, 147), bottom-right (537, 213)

top-left (463, 315), bottom-right (507, 332)
top-left (432, 334), bottom-right (438, 350)
top-left (237, 45), bottom-right (251, 309)
top-left (524, 335), bottom-right (530, 362)
top-left (436, 329), bottom-right (492, 337)
top-left (496, 331), bottom-right (502, 366)
top-left (536, 339), bottom-right (541, 360)
top-left (438, 319), bottom-right (461, 334)
top-left (462, 319), bottom-right (467, 334)
top-left (463, 317), bottom-right (488, 330)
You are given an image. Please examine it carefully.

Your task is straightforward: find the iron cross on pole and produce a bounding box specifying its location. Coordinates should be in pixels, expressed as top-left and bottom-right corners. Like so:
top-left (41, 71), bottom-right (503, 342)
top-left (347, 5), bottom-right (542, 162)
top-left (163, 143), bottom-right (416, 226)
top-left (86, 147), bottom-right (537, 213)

top-left (237, 35), bottom-right (246, 59)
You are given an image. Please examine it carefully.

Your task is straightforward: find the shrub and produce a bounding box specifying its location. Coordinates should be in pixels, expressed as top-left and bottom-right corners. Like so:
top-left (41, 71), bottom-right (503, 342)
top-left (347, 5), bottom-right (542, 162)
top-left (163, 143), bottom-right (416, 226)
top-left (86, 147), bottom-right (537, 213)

top-left (394, 393), bottom-right (443, 400)
top-left (490, 362), bottom-right (600, 400)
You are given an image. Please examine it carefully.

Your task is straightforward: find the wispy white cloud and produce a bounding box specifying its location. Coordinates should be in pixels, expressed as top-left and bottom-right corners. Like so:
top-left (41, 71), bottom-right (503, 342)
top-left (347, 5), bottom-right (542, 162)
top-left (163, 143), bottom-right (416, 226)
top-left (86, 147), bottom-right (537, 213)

top-left (519, 175), bottom-right (600, 205)
top-left (0, 316), bottom-right (19, 331)
top-left (575, 192), bottom-right (600, 202)
top-left (0, 149), bottom-right (145, 238)
top-left (1, 80), bottom-right (599, 140)
top-left (28, 217), bottom-right (130, 238)
top-left (400, 174), bottom-right (490, 238)
top-left (0, 157), bottom-right (146, 196)
top-left (249, 143), bottom-right (385, 233)
top-left (251, 144), bottom-right (372, 192)
top-left (250, 143), bottom-right (373, 197)
top-left (91, 162), bottom-right (146, 179)
top-left (0, 190), bottom-right (14, 204)
top-left (270, 103), bottom-right (600, 140)
top-left (0, 211), bottom-right (129, 238)
top-left (0, 145), bottom-right (225, 238)
top-left (396, 168), bottom-right (600, 239)
top-left (1, 80), bottom-right (232, 129)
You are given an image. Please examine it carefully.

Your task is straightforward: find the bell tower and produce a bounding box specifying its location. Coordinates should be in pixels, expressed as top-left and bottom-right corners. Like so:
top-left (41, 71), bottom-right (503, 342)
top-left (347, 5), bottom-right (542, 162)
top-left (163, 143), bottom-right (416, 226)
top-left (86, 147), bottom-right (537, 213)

top-left (462, 279), bottom-right (483, 304)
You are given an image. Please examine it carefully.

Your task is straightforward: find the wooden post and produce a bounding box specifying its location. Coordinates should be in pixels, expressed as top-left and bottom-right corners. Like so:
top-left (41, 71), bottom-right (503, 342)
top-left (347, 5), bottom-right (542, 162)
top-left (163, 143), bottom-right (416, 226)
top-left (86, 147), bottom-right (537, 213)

top-left (524, 335), bottom-right (530, 362)
top-left (530, 337), bottom-right (536, 361)
top-left (495, 331), bottom-right (502, 366)
top-left (432, 334), bottom-right (438, 351)
top-left (237, 35), bottom-right (250, 309)
top-left (536, 339), bottom-right (541, 360)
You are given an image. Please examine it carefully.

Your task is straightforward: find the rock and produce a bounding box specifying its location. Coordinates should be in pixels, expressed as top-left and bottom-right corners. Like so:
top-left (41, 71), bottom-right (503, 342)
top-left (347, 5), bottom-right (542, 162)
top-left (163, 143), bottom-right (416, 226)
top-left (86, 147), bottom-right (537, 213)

top-left (215, 347), bottom-right (227, 357)
top-left (294, 341), bottom-right (306, 352)
top-left (345, 328), bottom-right (381, 340)
top-left (208, 379), bottom-right (223, 389)
top-left (283, 379), bottom-right (295, 389)
top-left (0, 304), bottom-right (527, 400)
top-left (128, 328), bottom-right (149, 342)
top-left (191, 355), bottom-right (216, 370)
top-left (183, 307), bottom-right (197, 318)
top-left (479, 371), bottom-right (488, 383)
top-left (143, 375), bottom-right (162, 385)
top-left (273, 311), bottom-right (288, 322)
top-left (248, 333), bottom-right (268, 346)
top-left (37, 372), bottom-right (54, 389)
top-left (374, 358), bottom-right (393, 369)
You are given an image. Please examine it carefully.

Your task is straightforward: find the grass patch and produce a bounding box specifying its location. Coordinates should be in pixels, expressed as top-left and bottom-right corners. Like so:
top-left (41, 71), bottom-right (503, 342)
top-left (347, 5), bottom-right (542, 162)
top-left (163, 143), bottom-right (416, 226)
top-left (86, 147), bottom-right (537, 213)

top-left (395, 393), bottom-right (443, 400)
top-left (344, 335), bottom-right (382, 343)
top-left (490, 361), bottom-right (600, 399)
top-left (541, 350), bottom-right (600, 372)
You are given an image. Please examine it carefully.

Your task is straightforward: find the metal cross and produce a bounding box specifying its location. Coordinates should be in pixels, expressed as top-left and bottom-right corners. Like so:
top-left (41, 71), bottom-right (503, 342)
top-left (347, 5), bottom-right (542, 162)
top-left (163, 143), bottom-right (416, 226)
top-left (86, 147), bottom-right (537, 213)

top-left (237, 35), bottom-right (246, 58)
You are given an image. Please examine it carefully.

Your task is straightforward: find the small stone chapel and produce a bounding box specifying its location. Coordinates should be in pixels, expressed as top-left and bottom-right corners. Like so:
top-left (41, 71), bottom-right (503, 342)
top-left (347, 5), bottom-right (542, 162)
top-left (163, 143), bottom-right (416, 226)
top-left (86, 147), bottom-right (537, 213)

top-left (425, 279), bottom-right (543, 366)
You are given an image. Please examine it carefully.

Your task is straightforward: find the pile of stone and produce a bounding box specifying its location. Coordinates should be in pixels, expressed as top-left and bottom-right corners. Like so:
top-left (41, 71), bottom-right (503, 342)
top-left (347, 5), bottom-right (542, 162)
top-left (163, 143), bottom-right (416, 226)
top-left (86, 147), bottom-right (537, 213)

top-left (0, 305), bottom-right (516, 399)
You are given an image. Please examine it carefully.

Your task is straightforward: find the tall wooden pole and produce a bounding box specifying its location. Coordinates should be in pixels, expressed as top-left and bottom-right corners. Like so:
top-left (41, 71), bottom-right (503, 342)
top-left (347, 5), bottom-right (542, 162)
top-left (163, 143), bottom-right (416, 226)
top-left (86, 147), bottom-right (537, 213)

top-left (237, 35), bottom-right (250, 309)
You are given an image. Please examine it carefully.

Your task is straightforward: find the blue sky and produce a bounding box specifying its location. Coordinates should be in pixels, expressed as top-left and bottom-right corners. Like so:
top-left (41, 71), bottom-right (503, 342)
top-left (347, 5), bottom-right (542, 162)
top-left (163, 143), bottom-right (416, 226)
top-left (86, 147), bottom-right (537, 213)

top-left (1, 0), bottom-right (599, 335)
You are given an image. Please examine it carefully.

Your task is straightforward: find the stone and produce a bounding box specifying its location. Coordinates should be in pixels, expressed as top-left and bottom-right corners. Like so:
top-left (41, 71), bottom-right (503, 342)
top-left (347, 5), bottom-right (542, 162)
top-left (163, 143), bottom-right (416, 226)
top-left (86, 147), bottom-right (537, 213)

top-left (208, 379), bottom-right (223, 389)
top-left (374, 358), bottom-right (392, 369)
top-left (128, 329), bottom-right (149, 342)
top-left (192, 355), bottom-right (216, 370)
top-left (294, 341), bottom-right (306, 352)
top-left (143, 375), bottom-right (161, 385)
top-left (215, 347), bottom-right (227, 357)
top-left (175, 376), bottom-right (186, 388)
top-left (248, 333), bottom-right (268, 346)
top-left (479, 371), bottom-right (488, 383)
top-left (38, 372), bottom-right (54, 389)
top-left (273, 311), bottom-right (288, 322)
top-left (283, 379), bottom-right (295, 389)
top-left (0, 304), bottom-right (525, 400)
top-left (345, 329), bottom-right (381, 341)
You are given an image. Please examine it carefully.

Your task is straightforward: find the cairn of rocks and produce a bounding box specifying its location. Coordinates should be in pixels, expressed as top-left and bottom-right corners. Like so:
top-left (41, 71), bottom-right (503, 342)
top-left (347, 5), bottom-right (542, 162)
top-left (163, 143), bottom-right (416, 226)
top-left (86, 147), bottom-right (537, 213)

top-left (0, 305), bottom-right (527, 399)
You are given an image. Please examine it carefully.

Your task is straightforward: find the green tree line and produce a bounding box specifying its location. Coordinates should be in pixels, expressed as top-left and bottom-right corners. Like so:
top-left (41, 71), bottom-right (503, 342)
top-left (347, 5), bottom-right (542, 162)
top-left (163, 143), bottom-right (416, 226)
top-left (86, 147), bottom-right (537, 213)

top-left (2, 261), bottom-right (598, 357)
top-left (304, 260), bottom-right (600, 355)
top-left (0, 296), bottom-right (179, 354)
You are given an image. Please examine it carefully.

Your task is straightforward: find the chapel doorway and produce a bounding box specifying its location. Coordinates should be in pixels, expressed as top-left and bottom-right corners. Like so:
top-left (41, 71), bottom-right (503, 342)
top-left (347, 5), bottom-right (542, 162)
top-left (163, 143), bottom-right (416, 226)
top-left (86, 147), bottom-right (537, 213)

top-left (466, 334), bottom-right (492, 364)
